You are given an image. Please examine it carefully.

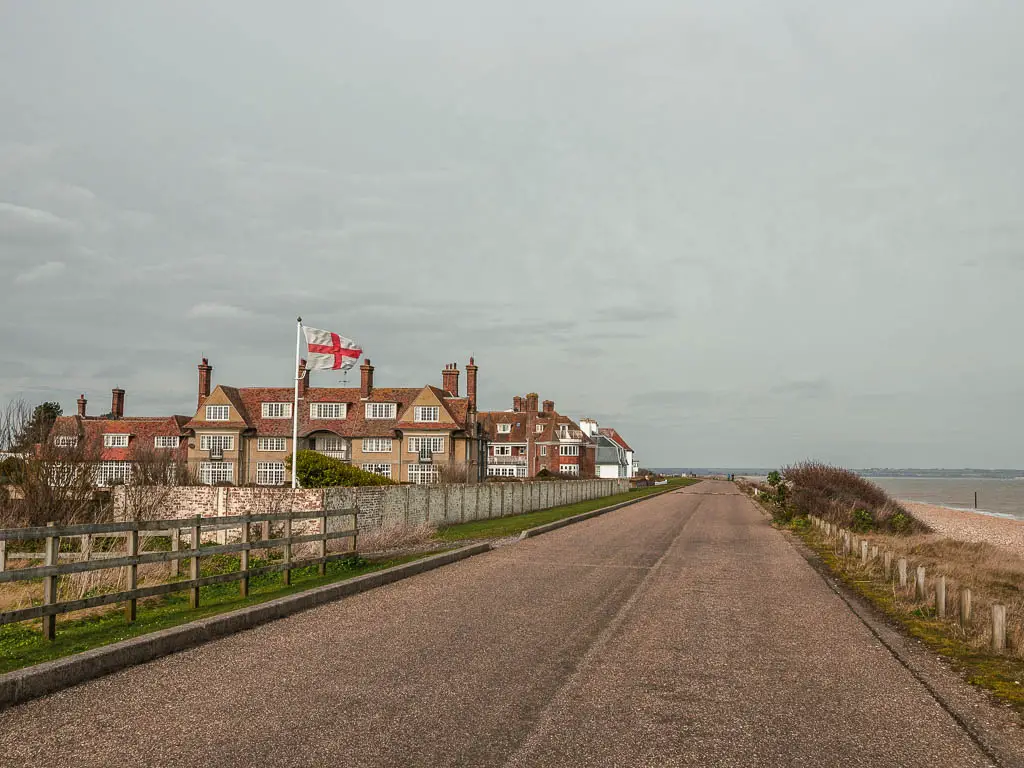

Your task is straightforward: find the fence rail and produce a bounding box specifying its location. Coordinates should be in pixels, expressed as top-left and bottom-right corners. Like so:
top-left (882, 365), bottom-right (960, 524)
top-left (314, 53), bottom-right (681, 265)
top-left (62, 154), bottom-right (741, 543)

top-left (0, 508), bottom-right (358, 640)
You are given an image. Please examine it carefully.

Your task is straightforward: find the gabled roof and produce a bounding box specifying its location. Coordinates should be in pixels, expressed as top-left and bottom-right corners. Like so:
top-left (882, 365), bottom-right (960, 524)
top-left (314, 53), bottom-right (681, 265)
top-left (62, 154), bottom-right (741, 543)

top-left (48, 414), bottom-right (189, 462)
top-left (599, 427), bottom-right (633, 452)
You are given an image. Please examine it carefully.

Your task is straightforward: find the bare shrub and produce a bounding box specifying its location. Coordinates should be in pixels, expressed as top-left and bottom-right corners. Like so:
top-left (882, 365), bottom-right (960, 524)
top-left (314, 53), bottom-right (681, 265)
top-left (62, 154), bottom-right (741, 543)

top-left (437, 462), bottom-right (469, 484)
top-left (358, 522), bottom-right (437, 554)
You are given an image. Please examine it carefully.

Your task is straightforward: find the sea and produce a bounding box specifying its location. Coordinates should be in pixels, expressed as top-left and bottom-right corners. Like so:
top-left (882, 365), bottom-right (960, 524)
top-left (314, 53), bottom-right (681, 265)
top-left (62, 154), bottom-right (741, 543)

top-left (654, 469), bottom-right (1024, 521)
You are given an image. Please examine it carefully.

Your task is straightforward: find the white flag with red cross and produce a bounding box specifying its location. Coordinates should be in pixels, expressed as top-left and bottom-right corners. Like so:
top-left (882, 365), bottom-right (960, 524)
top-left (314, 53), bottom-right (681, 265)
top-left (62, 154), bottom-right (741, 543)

top-left (302, 326), bottom-right (363, 371)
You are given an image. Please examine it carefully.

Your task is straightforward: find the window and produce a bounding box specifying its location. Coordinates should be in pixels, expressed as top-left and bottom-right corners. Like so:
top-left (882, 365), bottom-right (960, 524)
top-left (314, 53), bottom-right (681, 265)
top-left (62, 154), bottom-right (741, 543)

top-left (492, 445), bottom-right (512, 457)
top-left (560, 445), bottom-right (580, 457)
top-left (408, 436), bottom-right (444, 454)
top-left (535, 424), bottom-right (543, 433)
top-left (540, 446), bottom-right (547, 456)
top-left (365, 402), bottom-right (397, 419)
top-left (414, 406), bottom-right (439, 422)
top-left (561, 464), bottom-right (580, 476)
top-left (497, 423), bottom-right (511, 434)
top-left (206, 405), bottom-right (230, 421)
top-left (315, 436), bottom-right (347, 453)
top-left (258, 437), bottom-right (287, 452)
top-left (487, 466), bottom-right (518, 477)
top-left (199, 462), bottom-right (234, 485)
top-left (361, 463), bottom-right (393, 478)
top-left (53, 436), bottom-right (78, 448)
top-left (199, 434), bottom-right (235, 452)
top-left (408, 464), bottom-right (439, 484)
top-left (362, 438), bottom-right (393, 453)
top-left (310, 402), bottom-right (346, 419)
top-left (94, 461), bottom-right (132, 486)
top-left (256, 461), bottom-right (286, 486)
top-left (154, 436), bottom-right (179, 449)
top-left (103, 434), bottom-right (129, 448)
top-left (262, 402), bottom-right (292, 419)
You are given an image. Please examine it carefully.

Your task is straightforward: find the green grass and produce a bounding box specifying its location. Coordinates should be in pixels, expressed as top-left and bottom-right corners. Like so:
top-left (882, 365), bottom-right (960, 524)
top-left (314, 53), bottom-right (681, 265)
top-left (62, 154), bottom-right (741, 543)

top-left (0, 551), bottom-right (432, 674)
top-left (795, 525), bottom-right (1024, 714)
top-left (435, 478), bottom-right (701, 541)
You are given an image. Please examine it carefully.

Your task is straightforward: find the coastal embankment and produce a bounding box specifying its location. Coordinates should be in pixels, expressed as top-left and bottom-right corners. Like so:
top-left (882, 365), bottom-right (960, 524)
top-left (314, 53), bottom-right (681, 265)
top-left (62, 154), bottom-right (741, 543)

top-left (902, 501), bottom-right (1024, 555)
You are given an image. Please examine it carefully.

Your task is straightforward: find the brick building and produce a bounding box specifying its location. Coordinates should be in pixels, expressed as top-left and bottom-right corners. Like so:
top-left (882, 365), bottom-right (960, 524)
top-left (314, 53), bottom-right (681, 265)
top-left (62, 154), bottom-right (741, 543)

top-left (477, 394), bottom-right (595, 479)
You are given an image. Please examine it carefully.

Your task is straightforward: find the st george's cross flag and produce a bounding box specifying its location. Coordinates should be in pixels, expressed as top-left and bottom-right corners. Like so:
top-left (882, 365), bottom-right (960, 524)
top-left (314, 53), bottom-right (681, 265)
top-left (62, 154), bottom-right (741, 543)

top-left (302, 326), bottom-right (363, 371)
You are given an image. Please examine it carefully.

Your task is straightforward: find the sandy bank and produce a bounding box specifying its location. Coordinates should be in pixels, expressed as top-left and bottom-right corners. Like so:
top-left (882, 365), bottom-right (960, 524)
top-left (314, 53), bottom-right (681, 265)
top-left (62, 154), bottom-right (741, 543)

top-left (903, 501), bottom-right (1024, 554)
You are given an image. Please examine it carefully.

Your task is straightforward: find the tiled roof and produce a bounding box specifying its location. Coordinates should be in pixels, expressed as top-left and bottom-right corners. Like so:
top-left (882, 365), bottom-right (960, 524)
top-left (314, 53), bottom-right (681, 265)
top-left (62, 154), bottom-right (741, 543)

top-left (49, 414), bottom-right (189, 462)
top-left (599, 427), bottom-right (633, 452)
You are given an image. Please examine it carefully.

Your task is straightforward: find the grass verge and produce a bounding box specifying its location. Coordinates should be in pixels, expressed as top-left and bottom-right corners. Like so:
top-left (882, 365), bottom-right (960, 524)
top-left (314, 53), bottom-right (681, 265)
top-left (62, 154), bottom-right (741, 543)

top-left (793, 523), bottom-right (1024, 714)
top-left (435, 478), bottom-right (701, 541)
top-left (0, 551), bottom-right (434, 675)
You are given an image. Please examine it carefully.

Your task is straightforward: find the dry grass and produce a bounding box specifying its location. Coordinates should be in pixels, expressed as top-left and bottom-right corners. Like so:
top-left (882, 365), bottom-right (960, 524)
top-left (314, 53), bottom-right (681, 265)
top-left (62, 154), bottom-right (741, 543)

top-left (357, 523), bottom-right (437, 554)
top-left (815, 524), bottom-right (1024, 657)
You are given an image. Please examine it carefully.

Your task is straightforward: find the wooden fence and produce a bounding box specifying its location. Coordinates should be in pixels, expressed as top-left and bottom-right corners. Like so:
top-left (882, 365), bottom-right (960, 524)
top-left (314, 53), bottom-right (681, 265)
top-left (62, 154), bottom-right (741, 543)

top-left (808, 514), bottom-right (1013, 653)
top-left (0, 508), bottom-right (358, 640)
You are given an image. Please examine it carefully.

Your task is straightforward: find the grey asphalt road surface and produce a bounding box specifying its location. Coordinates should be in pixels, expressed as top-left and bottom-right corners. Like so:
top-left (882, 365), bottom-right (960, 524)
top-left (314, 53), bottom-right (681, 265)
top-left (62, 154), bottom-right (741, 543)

top-left (0, 481), bottom-right (997, 767)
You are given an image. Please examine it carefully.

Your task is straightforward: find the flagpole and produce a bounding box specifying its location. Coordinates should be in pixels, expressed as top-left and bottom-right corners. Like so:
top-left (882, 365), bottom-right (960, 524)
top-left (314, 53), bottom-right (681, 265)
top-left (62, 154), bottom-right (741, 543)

top-left (292, 316), bottom-right (302, 489)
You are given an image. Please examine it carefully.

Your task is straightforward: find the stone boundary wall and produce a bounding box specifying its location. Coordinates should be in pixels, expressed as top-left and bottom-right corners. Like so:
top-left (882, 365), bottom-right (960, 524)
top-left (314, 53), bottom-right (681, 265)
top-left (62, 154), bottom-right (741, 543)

top-left (112, 479), bottom-right (630, 532)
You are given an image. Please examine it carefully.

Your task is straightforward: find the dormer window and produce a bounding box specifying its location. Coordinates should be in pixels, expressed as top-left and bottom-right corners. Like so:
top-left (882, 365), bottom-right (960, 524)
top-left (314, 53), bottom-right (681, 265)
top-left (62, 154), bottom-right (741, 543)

top-left (365, 403), bottom-right (397, 419)
top-left (310, 403), bottom-right (346, 419)
top-left (206, 405), bottom-right (229, 421)
top-left (103, 434), bottom-right (129, 448)
top-left (415, 406), bottom-right (439, 422)
top-left (497, 423), bottom-right (511, 434)
top-left (262, 402), bottom-right (292, 419)
top-left (154, 436), bottom-right (180, 449)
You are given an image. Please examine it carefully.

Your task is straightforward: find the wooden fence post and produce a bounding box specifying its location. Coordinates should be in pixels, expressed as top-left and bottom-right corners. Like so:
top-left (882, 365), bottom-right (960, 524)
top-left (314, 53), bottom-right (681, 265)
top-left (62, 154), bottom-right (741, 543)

top-left (170, 527), bottom-right (180, 578)
top-left (992, 605), bottom-right (1007, 653)
top-left (82, 533), bottom-right (93, 562)
top-left (189, 516), bottom-right (201, 609)
top-left (936, 576), bottom-right (946, 619)
top-left (861, 541), bottom-right (869, 563)
top-left (282, 515), bottom-right (292, 586)
top-left (871, 545), bottom-right (878, 560)
top-left (883, 551), bottom-right (892, 580)
top-left (318, 513), bottom-right (328, 577)
top-left (898, 558), bottom-right (908, 588)
top-left (42, 522), bottom-right (59, 641)
top-left (915, 566), bottom-right (926, 601)
top-left (0, 539), bottom-right (6, 573)
top-left (125, 528), bottom-right (138, 622)
top-left (262, 520), bottom-right (271, 543)
top-left (960, 588), bottom-right (972, 625)
top-left (239, 516), bottom-right (249, 598)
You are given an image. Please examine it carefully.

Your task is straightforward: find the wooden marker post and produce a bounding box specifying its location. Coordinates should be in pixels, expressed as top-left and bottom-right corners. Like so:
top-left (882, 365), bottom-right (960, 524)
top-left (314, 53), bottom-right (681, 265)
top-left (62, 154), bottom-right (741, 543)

top-left (898, 558), bottom-right (908, 589)
top-left (42, 522), bottom-right (59, 641)
top-left (936, 576), bottom-right (946, 619)
top-left (992, 605), bottom-right (1007, 653)
top-left (960, 588), bottom-right (972, 625)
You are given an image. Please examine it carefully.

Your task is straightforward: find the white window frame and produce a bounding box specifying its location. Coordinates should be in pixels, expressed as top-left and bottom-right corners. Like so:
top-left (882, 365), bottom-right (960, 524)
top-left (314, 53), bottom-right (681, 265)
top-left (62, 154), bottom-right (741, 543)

top-left (361, 438), bottom-right (393, 453)
top-left (540, 446), bottom-right (548, 456)
top-left (361, 463), bottom-right (393, 478)
top-left (535, 424), bottom-right (543, 433)
top-left (310, 402), bottom-right (346, 420)
top-left (199, 434), bottom-right (235, 452)
top-left (559, 445), bottom-right (580, 457)
top-left (492, 445), bottom-right (512, 457)
top-left (497, 423), bottom-right (511, 434)
top-left (561, 463), bottom-right (580, 476)
top-left (154, 436), bottom-right (179, 449)
top-left (257, 437), bottom-right (287, 452)
top-left (261, 402), bottom-right (292, 419)
top-left (487, 466), bottom-right (518, 478)
top-left (408, 436), bottom-right (444, 454)
top-left (206, 405), bottom-right (230, 421)
top-left (256, 461), bottom-right (286, 486)
top-left (408, 464), bottom-right (439, 484)
top-left (414, 406), bottom-right (439, 422)
top-left (365, 402), bottom-right (397, 419)
top-left (53, 436), bottom-right (78, 448)
top-left (315, 436), bottom-right (348, 454)
top-left (103, 434), bottom-right (129, 448)
top-left (94, 461), bottom-right (132, 486)
top-left (199, 461), bottom-right (234, 485)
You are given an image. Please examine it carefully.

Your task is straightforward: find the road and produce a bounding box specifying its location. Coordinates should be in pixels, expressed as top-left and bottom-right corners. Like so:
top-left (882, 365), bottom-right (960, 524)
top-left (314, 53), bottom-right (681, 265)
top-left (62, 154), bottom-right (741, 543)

top-left (0, 481), bottom-right (998, 766)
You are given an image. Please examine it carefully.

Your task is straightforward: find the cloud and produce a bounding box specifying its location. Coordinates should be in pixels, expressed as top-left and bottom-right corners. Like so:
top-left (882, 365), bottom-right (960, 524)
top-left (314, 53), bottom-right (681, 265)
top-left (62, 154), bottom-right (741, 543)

top-left (0, 202), bottom-right (73, 244)
top-left (14, 261), bottom-right (66, 284)
top-left (185, 303), bottom-right (256, 320)
top-left (769, 379), bottom-right (833, 399)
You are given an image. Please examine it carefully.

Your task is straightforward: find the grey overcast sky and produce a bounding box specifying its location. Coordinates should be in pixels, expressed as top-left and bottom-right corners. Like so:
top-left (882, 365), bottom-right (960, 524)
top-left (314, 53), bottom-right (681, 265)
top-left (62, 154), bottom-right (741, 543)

top-left (1, 1), bottom-right (1022, 469)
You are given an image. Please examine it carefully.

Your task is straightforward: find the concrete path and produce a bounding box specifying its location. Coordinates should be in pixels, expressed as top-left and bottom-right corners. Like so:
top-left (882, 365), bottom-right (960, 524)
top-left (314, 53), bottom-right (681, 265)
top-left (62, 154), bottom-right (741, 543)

top-left (0, 482), bottom-right (998, 766)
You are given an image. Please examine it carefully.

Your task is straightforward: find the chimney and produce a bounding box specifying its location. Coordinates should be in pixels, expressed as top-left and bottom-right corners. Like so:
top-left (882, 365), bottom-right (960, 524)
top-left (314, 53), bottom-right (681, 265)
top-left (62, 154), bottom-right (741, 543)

top-left (442, 363), bottom-right (460, 397)
top-left (197, 357), bottom-right (213, 409)
top-left (542, 399), bottom-right (554, 416)
top-left (360, 359), bottom-right (374, 398)
top-left (513, 396), bottom-right (523, 413)
top-left (77, 394), bottom-right (87, 418)
top-left (297, 358), bottom-right (310, 397)
top-left (111, 388), bottom-right (125, 419)
top-left (525, 393), bottom-right (539, 413)
top-left (466, 356), bottom-right (478, 412)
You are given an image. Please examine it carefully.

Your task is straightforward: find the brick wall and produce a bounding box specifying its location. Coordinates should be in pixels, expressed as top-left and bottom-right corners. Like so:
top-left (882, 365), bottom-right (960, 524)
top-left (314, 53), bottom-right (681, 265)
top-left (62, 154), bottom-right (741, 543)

top-left (111, 478), bottom-right (628, 532)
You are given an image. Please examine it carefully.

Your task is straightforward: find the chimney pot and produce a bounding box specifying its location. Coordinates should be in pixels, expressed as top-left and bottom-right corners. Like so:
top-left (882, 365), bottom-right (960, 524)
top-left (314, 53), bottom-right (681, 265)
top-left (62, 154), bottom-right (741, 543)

top-left (526, 393), bottom-right (539, 413)
top-left (543, 399), bottom-right (554, 415)
top-left (360, 359), bottom-right (375, 398)
top-left (298, 358), bottom-right (310, 397)
top-left (111, 388), bottom-right (125, 419)
top-left (197, 358), bottom-right (214, 410)
top-left (442, 363), bottom-right (460, 397)
top-left (77, 394), bottom-right (87, 418)
top-left (466, 357), bottom-right (478, 412)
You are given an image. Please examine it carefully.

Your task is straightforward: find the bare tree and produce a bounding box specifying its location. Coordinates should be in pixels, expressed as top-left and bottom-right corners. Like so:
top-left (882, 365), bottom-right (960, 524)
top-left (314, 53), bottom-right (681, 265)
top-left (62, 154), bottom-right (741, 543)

top-left (117, 444), bottom-right (197, 522)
